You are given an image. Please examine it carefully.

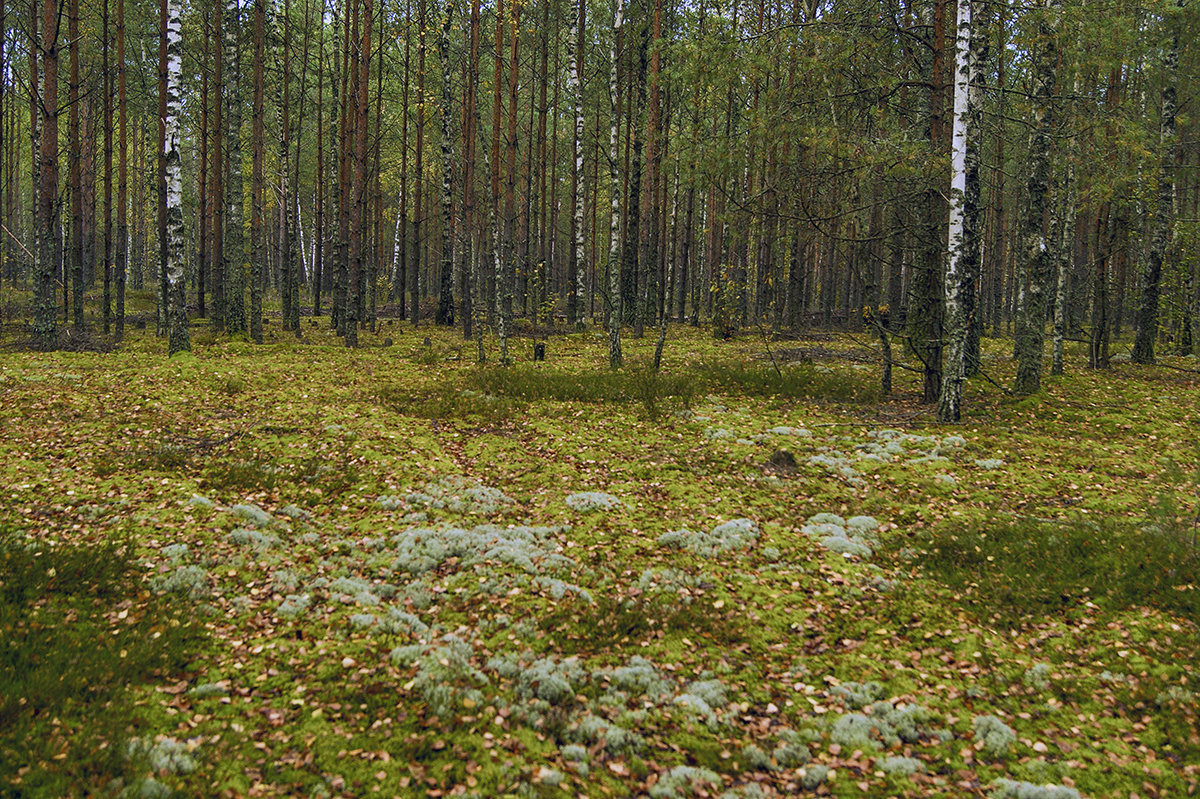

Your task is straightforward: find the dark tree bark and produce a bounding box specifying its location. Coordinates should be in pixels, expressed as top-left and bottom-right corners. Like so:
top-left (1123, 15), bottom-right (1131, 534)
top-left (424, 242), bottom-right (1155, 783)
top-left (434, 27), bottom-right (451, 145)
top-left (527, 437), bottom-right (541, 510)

top-left (250, 0), bottom-right (266, 343)
top-left (34, 0), bottom-right (59, 350)
top-left (1130, 4), bottom-right (1180, 365)
top-left (1013, 1), bottom-right (1059, 395)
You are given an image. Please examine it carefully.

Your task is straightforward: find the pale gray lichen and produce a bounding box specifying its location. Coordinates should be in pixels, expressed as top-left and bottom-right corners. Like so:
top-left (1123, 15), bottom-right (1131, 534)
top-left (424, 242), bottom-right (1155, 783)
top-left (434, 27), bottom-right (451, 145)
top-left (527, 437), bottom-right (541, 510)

top-left (772, 729), bottom-right (812, 768)
top-left (152, 565), bottom-right (211, 600)
top-left (271, 569), bottom-right (301, 593)
top-left (226, 527), bottom-right (279, 550)
top-left (565, 491), bottom-right (622, 512)
top-left (389, 634), bottom-right (490, 717)
top-left (740, 744), bottom-right (771, 770)
top-left (1024, 663), bottom-right (1053, 691)
top-left (648, 765), bottom-right (722, 798)
top-left (972, 714), bottom-right (1016, 759)
top-left (799, 765), bottom-right (829, 790)
top-left (608, 656), bottom-right (674, 700)
top-left (187, 494), bottom-right (215, 508)
top-left (517, 656), bottom-right (588, 706)
top-left (989, 779), bottom-right (1080, 799)
top-left (188, 682), bottom-right (228, 698)
top-left (231, 503), bottom-right (273, 528)
top-left (769, 426), bottom-right (813, 438)
top-left (126, 736), bottom-right (198, 775)
top-left (878, 755), bottom-right (924, 776)
top-left (658, 519), bottom-right (758, 557)
top-left (832, 681), bottom-right (886, 709)
top-left (276, 594), bottom-right (311, 619)
top-left (567, 715), bottom-right (644, 755)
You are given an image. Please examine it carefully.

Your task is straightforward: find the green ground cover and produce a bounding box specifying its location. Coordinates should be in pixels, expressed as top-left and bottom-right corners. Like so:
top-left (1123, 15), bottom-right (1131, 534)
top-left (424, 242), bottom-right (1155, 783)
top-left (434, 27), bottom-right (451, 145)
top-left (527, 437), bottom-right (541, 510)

top-left (1, 318), bottom-right (1197, 798)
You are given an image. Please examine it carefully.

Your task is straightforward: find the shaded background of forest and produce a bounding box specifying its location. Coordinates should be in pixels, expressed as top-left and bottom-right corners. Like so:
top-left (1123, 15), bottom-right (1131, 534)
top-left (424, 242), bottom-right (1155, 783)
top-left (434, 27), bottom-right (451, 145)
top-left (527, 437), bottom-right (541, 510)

top-left (0, 0), bottom-right (1196, 371)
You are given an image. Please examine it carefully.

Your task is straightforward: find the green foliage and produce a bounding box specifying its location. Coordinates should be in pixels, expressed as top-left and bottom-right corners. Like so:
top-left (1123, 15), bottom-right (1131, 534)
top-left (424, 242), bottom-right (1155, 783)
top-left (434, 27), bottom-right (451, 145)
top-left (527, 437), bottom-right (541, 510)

top-left (0, 531), bottom-right (201, 795)
top-left (918, 512), bottom-right (1200, 623)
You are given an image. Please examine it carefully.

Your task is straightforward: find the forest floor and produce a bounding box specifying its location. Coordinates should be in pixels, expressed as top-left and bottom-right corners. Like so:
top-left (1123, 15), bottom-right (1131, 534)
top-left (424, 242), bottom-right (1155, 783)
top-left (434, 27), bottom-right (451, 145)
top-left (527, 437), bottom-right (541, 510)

top-left (1, 310), bottom-right (1198, 799)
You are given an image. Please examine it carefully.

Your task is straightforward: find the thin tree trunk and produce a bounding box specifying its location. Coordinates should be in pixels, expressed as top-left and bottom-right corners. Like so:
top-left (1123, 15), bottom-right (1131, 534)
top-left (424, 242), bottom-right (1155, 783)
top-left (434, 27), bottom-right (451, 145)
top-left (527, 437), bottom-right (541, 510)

top-left (607, 0), bottom-right (626, 368)
top-left (68, 0), bottom-right (82, 329)
top-left (116, 0), bottom-right (127, 339)
top-left (1130, 5), bottom-right (1180, 365)
top-left (567, 0), bottom-right (585, 328)
top-left (435, 0), bottom-right (455, 326)
top-left (937, 0), bottom-right (984, 422)
top-left (1013, 0), bottom-right (1059, 395)
top-left (102, 0), bottom-right (113, 333)
top-left (34, 0), bottom-right (59, 350)
top-left (210, 0), bottom-right (225, 331)
top-left (250, 0), bottom-right (265, 343)
top-left (164, 0), bottom-right (188, 354)
top-left (225, 0), bottom-right (246, 333)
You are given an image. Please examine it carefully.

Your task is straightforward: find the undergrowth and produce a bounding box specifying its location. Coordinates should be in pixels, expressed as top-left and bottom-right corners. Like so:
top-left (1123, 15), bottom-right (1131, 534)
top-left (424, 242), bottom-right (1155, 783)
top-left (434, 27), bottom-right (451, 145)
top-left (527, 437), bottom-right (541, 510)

top-left (918, 512), bottom-right (1200, 623)
top-left (0, 530), bottom-right (202, 795)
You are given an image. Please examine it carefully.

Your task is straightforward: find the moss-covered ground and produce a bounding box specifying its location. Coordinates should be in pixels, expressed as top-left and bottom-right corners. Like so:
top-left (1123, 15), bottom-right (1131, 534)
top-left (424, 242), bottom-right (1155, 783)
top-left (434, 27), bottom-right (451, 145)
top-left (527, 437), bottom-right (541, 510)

top-left (1, 314), bottom-right (1197, 798)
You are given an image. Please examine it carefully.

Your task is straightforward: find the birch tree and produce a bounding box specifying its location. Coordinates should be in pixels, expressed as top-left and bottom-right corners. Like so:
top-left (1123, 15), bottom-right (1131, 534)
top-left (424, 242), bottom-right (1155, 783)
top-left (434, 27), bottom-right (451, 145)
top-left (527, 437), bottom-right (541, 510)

top-left (607, 0), bottom-right (626, 369)
top-left (937, 0), bottom-right (984, 422)
top-left (566, 0), bottom-right (586, 328)
top-left (1013, 0), bottom-right (1059, 396)
top-left (34, 0), bottom-right (59, 351)
top-left (164, 0), bottom-right (189, 354)
top-left (1130, 2), bottom-right (1181, 365)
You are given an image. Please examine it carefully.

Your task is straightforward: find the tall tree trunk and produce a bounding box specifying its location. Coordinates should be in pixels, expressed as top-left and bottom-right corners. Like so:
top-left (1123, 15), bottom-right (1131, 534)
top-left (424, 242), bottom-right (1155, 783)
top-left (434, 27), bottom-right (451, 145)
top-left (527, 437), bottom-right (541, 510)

top-left (606, 0), bottom-right (625, 368)
top-left (435, 0), bottom-right (455, 326)
top-left (250, 0), bottom-right (265, 343)
top-left (164, 0), bottom-right (188, 354)
top-left (937, 0), bottom-right (984, 422)
top-left (410, 0), bottom-right (426, 326)
top-left (68, 0), bottom-right (82, 329)
top-left (115, 0), bottom-right (127, 339)
top-left (34, 0), bottom-right (58, 350)
top-left (347, 0), bottom-right (372, 346)
top-left (1013, 0), bottom-right (1059, 395)
top-left (1130, 4), bottom-right (1180, 365)
top-left (225, 0), bottom-right (246, 333)
top-left (102, 0), bottom-right (113, 333)
top-left (210, 0), bottom-right (225, 331)
top-left (566, 0), bottom-right (586, 328)
top-left (312, 6), bottom-right (325, 317)
top-left (198, 18), bottom-right (210, 321)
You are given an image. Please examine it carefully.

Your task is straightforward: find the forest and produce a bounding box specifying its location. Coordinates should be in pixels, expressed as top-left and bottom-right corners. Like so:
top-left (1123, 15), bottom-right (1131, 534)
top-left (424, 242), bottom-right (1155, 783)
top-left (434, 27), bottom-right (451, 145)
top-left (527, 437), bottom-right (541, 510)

top-left (1, 0), bottom-right (1199, 796)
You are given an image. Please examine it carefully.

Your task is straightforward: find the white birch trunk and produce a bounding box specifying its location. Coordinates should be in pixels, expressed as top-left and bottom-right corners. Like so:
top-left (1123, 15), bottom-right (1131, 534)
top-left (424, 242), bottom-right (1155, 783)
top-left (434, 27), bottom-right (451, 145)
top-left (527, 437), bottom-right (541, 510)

top-left (567, 0), bottom-right (586, 328)
top-left (165, 0), bottom-right (188, 354)
top-left (937, 0), bottom-right (976, 421)
top-left (606, 0), bottom-right (625, 369)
